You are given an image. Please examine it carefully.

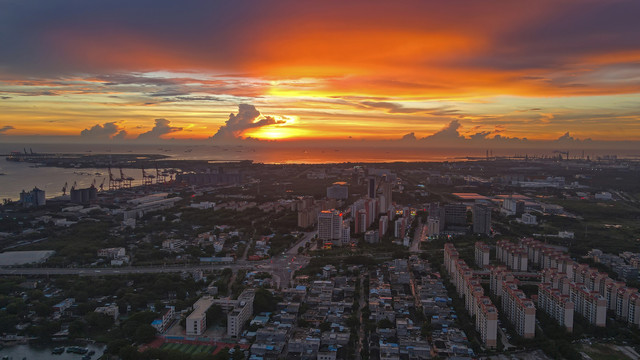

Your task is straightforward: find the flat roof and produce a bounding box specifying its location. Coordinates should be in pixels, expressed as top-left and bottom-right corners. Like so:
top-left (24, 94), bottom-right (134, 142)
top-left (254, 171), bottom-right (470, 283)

top-left (187, 297), bottom-right (215, 320)
top-left (495, 194), bottom-right (531, 200)
top-left (452, 193), bottom-right (490, 200)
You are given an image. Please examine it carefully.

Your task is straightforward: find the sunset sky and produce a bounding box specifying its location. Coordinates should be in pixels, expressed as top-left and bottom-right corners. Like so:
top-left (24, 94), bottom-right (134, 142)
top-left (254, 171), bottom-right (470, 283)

top-left (1, 0), bottom-right (640, 146)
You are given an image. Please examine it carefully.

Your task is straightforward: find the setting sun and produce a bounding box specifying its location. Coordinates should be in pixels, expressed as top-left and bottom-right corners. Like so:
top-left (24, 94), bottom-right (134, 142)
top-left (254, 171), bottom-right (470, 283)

top-left (243, 115), bottom-right (304, 140)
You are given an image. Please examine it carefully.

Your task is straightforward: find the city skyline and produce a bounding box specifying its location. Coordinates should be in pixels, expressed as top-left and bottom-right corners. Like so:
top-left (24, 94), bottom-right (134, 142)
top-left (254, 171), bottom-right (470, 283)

top-left (1, 1), bottom-right (640, 149)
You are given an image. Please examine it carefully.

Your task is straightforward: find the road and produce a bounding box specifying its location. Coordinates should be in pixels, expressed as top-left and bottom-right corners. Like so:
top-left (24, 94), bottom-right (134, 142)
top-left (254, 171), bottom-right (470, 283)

top-left (0, 232), bottom-right (317, 287)
top-left (0, 262), bottom-right (256, 276)
top-left (287, 231), bottom-right (317, 255)
top-left (498, 326), bottom-right (515, 350)
top-left (265, 231), bottom-right (315, 288)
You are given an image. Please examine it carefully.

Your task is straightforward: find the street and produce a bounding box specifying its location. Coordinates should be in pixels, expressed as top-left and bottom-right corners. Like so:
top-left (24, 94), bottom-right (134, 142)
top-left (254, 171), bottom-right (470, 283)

top-left (0, 231), bottom-right (318, 284)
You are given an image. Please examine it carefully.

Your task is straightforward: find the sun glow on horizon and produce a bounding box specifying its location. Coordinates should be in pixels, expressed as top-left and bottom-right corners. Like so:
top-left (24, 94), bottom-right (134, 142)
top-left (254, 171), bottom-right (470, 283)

top-left (242, 115), bottom-right (305, 140)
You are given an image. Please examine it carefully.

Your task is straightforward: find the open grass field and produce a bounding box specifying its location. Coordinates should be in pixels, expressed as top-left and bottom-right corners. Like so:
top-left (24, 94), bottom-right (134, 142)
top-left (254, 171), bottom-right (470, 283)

top-left (160, 342), bottom-right (216, 355)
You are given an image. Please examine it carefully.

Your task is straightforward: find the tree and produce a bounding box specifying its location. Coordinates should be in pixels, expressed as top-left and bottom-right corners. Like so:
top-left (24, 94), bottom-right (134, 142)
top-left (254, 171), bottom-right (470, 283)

top-left (33, 302), bottom-right (53, 317)
top-left (297, 319), bottom-right (310, 328)
top-left (134, 324), bottom-right (157, 344)
top-left (253, 288), bottom-right (280, 315)
top-left (119, 345), bottom-right (139, 360)
top-left (231, 346), bottom-right (245, 360)
top-left (377, 319), bottom-right (394, 329)
top-left (69, 320), bottom-right (88, 337)
top-left (86, 312), bottom-right (114, 331)
top-left (213, 349), bottom-right (231, 360)
top-left (319, 322), bottom-right (332, 332)
top-left (346, 315), bottom-right (360, 329)
top-left (106, 339), bottom-right (130, 355)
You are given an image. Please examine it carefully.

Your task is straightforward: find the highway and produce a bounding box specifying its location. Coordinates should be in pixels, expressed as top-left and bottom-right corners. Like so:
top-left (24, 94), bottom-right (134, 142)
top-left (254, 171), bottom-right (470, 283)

top-left (0, 263), bottom-right (255, 276)
top-left (0, 231), bottom-right (317, 286)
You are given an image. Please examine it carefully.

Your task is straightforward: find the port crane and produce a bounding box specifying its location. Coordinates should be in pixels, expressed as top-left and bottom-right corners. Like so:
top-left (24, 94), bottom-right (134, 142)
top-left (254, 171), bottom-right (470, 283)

top-left (120, 168), bottom-right (134, 188)
top-left (142, 166), bottom-right (155, 186)
top-left (553, 150), bottom-right (569, 160)
top-left (108, 166), bottom-right (122, 190)
top-left (99, 178), bottom-right (105, 192)
top-left (155, 163), bottom-right (167, 184)
top-left (62, 182), bottom-right (68, 196)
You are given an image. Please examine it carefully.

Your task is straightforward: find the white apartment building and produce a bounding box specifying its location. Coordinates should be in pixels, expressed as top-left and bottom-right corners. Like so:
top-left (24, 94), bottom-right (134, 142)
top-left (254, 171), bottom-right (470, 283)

top-left (489, 265), bottom-right (515, 299)
top-left (475, 296), bottom-right (498, 348)
top-left (495, 240), bottom-right (528, 271)
top-left (444, 243), bottom-right (498, 348)
top-left (569, 283), bottom-right (606, 327)
top-left (538, 283), bottom-right (574, 332)
top-left (501, 281), bottom-right (536, 338)
top-left (474, 241), bottom-right (490, 268)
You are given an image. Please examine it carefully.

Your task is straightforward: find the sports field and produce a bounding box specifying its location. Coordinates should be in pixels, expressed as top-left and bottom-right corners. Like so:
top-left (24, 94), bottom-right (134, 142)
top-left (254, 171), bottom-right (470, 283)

top-left (160, 342), bottom-right (216, 355)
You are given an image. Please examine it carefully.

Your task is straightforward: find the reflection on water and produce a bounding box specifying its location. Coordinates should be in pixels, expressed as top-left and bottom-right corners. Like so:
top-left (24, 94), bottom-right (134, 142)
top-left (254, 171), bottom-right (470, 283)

top-left (1, 142), bottom-right (637, 200)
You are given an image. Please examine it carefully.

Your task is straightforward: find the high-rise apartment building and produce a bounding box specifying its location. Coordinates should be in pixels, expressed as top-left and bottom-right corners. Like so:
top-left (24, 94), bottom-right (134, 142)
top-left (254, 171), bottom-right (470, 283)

top-left (501, 281), bottom-right (536, 338)
top-left (475, 241), bottom-right (490, 268)
top-left (394, 217), bottom-right (406, 239)
top-left (569, 283), bottom-right (606, 327)
top-left (326, 182), bottom-right (348, 199)
top-left (379, 215), bottom-right (389, 238)
top-left (444, 243), bottom-right (498, 348)
top-left (472, 204), bottom-right (491, 235)
top-left (538, 283), bottom-right (574, 332)
top-left (367, 177), bottom-right (376, 199)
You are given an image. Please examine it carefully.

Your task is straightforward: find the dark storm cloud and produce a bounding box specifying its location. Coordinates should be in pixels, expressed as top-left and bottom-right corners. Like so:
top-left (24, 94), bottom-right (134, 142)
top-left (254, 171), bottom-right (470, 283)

top-left (2, 0), bottom-right (639, 78)
top-left (458, 2), bottom-right (640, 72)
top-left (0, 1), bottom-right (253, 76)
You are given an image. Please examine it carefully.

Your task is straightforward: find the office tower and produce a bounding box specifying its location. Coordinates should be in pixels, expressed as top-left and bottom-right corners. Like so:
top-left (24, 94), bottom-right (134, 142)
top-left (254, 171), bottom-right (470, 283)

top-left (367, 177), bottom-right (376, 199)
top-left (318, 210), bottom-right (343, 241)
top-left (444, 203), bottom-right (467, 227)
